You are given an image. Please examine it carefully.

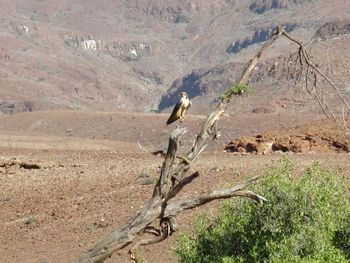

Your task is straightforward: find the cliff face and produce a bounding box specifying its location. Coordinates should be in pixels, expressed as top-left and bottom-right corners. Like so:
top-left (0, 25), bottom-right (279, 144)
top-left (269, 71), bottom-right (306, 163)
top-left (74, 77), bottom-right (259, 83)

top-left (249, 0), bottom-right (316, 14)
top-left (158, 62), bottom-right (245, 111)
top-left (160, 18), bottom-right (350, 115)
top-left (226, 23), bottom-right (297, 54)
top-left (314, 20), bottom-right (350, 39)
top-left (1, 0), bottom-right (350, 114)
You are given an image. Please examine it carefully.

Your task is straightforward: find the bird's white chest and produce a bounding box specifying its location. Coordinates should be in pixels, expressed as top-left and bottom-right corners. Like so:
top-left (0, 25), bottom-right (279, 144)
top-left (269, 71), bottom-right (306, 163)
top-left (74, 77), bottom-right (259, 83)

top-left (181, 97), bottom-right (190, 108)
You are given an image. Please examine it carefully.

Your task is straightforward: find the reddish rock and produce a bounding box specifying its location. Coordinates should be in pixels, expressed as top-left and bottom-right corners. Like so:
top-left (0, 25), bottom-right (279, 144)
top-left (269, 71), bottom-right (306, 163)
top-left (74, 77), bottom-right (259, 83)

top-left (225, 117), bottom-right (350, 154)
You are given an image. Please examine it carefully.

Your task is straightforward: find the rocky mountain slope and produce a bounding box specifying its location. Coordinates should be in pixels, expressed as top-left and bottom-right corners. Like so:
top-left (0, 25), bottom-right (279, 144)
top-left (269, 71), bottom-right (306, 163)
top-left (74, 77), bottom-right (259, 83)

top-left (1, 0), bottom-right (350, 114)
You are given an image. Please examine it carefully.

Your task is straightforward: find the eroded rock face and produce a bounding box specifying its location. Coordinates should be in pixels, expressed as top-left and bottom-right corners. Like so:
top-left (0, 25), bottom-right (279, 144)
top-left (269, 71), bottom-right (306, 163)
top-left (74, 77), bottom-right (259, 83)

top-left (225, 119), bottom-right (350, 154)
top-left (226, 23), bottom-right (297, 54)
top-left (106, 41), bottom-right (152, 61)
top-left (159, 47), bottom-right (305, 112)
top-left (249, 0), bottom-right (315, 14)
top-left (62, 35), bottom-right (104, 51)
top-left (250, 0), bottom-right (288, 14)
top-left (314, 20), bottom-right (350, 39)
top-left (62, 33), bottom-right (153, 60)
top-left (1, 0), bottom-right (349, 115)
top-left (158, 62), bottom-right (245, 111)
top-left (225, 134), bottom-right (276, 154)
top-left (143, 4), bottom-right (190, 23)
top-left (81, 39), bottom-right (102, 51)
top-left (17, 24), bottom-right (29, 35)
top-left (0, 100), bottom-right (34, 114)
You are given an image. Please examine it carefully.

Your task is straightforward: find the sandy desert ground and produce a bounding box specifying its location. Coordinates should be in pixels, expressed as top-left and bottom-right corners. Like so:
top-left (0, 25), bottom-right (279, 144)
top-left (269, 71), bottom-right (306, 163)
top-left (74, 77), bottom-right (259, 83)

top-left (1, 111), bottom-right (349, 263)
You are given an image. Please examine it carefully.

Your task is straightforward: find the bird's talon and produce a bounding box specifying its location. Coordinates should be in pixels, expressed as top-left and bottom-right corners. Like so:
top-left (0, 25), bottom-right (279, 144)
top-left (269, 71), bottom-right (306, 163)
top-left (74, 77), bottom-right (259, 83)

top-left (177, 156), bottom-right (191, 164)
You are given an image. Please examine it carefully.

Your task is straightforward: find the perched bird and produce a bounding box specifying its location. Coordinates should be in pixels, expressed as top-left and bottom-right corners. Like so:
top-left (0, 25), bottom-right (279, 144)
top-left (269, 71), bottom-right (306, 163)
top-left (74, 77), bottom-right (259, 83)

top-left (166, 91), bottom-right (192, 125)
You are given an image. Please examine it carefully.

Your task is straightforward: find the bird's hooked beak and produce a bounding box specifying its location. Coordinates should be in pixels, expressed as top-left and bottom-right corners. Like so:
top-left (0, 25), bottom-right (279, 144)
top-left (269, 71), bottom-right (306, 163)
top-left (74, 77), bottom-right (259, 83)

top-left (180, 92), bottom-right (188, 98)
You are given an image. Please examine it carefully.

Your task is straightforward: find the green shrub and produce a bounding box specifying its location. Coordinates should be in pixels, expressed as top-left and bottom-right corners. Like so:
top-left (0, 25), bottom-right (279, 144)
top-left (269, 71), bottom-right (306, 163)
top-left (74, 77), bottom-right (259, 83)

top-left (219, 84), bottom-right (251, 101)
top-left (176, 158), bottom-right (350, 263)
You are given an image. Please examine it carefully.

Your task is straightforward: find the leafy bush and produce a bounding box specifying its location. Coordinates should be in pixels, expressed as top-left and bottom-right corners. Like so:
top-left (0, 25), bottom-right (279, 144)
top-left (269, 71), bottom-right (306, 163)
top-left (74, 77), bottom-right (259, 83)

top-left (176, 158), bottom-right (350, 263)
top-left (219, 84), bottom-right (251, 101)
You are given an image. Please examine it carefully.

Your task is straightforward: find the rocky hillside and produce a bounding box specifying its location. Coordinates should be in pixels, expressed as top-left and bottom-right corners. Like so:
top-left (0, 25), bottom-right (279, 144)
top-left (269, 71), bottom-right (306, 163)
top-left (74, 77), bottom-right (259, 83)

top-left (160, 19), bottom-right (350, 115)
top-left (1, 0), bottom-right (350, 114)
top-left (249, 0), bottom-right (316, 14)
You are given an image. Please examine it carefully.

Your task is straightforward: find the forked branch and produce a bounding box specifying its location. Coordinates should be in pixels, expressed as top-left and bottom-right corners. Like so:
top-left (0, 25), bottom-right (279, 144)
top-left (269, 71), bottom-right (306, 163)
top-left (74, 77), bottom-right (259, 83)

top-left (76, 124), bottom-right (264, 263)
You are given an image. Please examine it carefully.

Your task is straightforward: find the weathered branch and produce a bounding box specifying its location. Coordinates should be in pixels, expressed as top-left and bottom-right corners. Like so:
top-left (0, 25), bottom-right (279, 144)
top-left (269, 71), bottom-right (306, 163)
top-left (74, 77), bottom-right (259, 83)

top-left (164, 176), bottom-right (266, 217)
top-left (238, 28), bottom-right (282, 87)
top-left (282, 28), bottom-right (350, 112)
top-left (155, 127), bottom-right (186, 198)
top-left (279, 27), bottom-right (349, 132)
top-left (166, 171), bottom-right (200, 202)
top-left (76, 129), bottom-right (187, 263)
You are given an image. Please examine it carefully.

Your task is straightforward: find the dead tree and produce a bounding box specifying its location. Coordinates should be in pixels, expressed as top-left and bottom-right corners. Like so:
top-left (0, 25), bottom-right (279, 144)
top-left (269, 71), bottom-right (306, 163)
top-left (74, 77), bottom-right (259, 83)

top-left (75, 108), bottom-right (266, 263)
top-left (75, 26), bottom-right (350, 263)
top-left (284, 31), bottom-right (350, 126)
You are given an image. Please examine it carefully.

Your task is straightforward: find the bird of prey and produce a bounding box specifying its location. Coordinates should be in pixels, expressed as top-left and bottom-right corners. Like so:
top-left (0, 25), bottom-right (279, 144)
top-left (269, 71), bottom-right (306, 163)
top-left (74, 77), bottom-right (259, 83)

top-left (166, 92), bottom-right (192, 125)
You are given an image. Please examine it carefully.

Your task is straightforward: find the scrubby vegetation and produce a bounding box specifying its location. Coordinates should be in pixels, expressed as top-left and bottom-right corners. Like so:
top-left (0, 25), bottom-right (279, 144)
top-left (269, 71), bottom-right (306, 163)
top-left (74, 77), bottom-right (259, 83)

top-left (219, 84), bottom-right (251, 101)
top-left (176, 158), bottom-right (350, 263)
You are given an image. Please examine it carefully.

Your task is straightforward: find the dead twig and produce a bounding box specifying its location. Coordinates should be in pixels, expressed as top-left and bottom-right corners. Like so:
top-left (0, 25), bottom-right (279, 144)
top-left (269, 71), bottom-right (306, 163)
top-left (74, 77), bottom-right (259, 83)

top-left (279, 27), bottom-right (349, 132)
